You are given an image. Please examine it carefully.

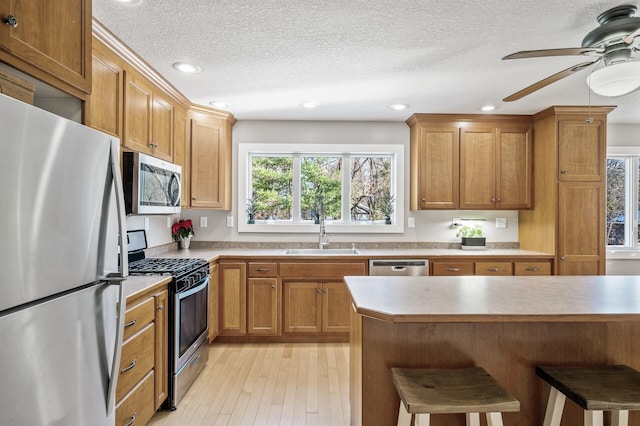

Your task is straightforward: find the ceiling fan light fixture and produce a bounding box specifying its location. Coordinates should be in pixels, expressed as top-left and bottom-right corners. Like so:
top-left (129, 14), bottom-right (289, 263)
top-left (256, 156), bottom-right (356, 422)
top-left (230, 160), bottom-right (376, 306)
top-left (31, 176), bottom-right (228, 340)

top-left (587, 61), bottom-right (640, 96)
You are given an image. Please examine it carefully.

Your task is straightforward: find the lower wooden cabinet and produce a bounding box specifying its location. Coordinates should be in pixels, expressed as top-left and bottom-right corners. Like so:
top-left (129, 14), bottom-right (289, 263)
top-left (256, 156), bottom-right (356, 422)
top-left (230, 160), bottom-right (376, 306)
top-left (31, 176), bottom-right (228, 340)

top-left (117, 284), bottom-right (168, 425)
top-left (283, 281), bottom-right (351, 334)
top-left (219, 262), bottom-right (247, 336)
top-left (208, 263), bottom-right (219, 343)
top-left (248, 277), bottom-right (280, 335)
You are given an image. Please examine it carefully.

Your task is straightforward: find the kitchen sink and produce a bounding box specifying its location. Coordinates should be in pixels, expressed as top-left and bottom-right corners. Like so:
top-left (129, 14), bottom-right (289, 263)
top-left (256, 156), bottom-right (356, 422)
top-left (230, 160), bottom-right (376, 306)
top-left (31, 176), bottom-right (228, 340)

top-left (283, 248), bottom-right (361, 255)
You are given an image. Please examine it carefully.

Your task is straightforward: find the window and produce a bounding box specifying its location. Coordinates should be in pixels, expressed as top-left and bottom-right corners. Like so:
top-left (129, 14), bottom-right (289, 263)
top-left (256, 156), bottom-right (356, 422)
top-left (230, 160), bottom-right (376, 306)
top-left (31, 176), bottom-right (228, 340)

top-left (606, 150), bottom-right (640, 251)
top-left (238, 144), bottom-right (404, 233)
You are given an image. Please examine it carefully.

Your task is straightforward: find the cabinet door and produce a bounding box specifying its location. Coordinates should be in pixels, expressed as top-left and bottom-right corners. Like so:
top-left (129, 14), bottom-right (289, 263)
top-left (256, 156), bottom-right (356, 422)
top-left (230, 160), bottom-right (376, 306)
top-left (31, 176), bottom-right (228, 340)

top-left (411, 126), bottom-right (459, 209)
top-left (219, 263), bottom-right (247, 335)
top-left (87, 39), bottom-right (123, 138)
top-left (322, 282), bottom-right (350, 333)
top-left (0, 0), bottom-right (91, 93)
top-left (123, 70), bottom-right (152, 154)
top-left (558, 182), bottom-right (605, 275)
top-left (153, 290), bottom-right (168, 410)
top-left (459, 127), bottom-right (496, 209)
top-left (248, 278), bottom-right (280, 335)
top-left (558, 119), bottom-right (606, 182)
top-left (190, 116), bottom-right (230, 209)
top-left (173, 105), bottom-right (190, 207)
top-left (151, 92), bottom-right (174, 161)
top-left (208, 264), bottom-right (219, 343)
top-left (496, 126), bottom-right (532, 209)
top-left (283, 282), bottom-right (322, 333)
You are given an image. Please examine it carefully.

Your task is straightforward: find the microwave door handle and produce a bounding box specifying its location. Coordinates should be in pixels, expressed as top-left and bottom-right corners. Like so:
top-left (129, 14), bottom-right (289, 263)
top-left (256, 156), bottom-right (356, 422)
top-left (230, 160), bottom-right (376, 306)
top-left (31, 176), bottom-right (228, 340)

top-left (168, 172), bottom-right (181, 206)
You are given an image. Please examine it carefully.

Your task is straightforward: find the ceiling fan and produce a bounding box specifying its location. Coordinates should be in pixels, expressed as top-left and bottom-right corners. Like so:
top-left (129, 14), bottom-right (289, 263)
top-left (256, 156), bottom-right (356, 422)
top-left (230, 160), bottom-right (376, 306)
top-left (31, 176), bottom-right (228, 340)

top-left (502, 4), bottom-right (640, 101)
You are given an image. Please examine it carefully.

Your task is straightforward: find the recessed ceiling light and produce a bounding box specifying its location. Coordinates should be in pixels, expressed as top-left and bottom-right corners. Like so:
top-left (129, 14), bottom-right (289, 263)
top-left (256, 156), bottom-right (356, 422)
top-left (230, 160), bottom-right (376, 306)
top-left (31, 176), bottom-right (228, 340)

top-left (300, 101), bottom-right (319, 109)
top-left (112, 0), bottom-right (143, 5)
top-left (209, 101), bottom-right (228, 109)
top-left (390, 104), bottom-right (409, 110)
top-left (172, 62), bottom-right (202, 74)
top-left (481, 105), bottom-right (496, 112)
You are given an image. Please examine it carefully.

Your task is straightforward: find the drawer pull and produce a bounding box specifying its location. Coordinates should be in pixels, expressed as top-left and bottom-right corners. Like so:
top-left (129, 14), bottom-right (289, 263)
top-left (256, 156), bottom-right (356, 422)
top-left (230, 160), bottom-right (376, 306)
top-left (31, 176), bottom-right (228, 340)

top-left (124, 318), bottom-right (137, 328)
top-left (486, 268), bottom-right (502, 272)
top-left (255, 268), bottom-right (270, 272)
top-left (190, 353), bottom-right (202, 368)
top-left (124, 413), bottom-right (136, 426)
top-left (446, 267), bottom-right (461, 272)
top-left (120, 359), bottom-right (137, 374)
top-left (525, 267), bottom-right (540, 272)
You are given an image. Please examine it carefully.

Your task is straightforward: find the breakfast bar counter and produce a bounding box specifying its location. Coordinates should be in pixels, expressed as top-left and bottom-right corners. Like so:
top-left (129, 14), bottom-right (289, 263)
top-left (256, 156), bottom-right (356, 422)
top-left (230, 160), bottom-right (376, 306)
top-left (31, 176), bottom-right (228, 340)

top-left (345, 275), bottom-right (640, 426)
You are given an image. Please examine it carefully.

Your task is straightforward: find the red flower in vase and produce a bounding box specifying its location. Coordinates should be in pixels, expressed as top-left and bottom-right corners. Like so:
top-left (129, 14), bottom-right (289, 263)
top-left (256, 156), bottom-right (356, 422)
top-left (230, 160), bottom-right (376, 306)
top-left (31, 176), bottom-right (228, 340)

top-left (172, 219), bottom-right (194, 240)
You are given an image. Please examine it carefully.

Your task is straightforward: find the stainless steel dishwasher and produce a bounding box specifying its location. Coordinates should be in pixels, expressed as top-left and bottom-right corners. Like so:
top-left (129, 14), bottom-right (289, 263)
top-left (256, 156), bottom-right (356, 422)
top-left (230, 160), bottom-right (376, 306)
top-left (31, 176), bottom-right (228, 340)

top-left (368, 259), bottom-right (429, 276)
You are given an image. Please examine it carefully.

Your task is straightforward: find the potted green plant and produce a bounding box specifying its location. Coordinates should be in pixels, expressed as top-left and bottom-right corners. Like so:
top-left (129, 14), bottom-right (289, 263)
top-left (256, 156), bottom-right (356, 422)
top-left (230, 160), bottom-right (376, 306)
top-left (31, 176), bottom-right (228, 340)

top-left (378, 193), bottom-right (395, 224)
top-left (456, 224), bottom-right (486, 250)
top-left (246, 195), bottom-right (258, 224)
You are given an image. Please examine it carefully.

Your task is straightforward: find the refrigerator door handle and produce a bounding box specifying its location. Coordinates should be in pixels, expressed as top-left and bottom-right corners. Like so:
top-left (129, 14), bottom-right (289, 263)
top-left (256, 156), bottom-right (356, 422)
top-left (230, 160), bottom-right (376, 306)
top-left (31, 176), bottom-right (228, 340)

top-left (105, 139), bottom-right (129, 416)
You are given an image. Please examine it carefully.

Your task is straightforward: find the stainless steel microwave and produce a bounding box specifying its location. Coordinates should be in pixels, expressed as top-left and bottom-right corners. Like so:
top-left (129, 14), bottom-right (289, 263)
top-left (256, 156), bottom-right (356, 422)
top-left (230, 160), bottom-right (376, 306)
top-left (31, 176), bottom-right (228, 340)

top-left (123, 152), bottom-right (181, 214)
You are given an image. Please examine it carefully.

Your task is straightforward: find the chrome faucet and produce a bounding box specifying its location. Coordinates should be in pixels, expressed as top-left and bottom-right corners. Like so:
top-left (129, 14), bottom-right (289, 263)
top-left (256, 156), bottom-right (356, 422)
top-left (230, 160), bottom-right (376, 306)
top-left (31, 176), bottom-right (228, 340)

top-left (318, 201), bottom-right (329, 250)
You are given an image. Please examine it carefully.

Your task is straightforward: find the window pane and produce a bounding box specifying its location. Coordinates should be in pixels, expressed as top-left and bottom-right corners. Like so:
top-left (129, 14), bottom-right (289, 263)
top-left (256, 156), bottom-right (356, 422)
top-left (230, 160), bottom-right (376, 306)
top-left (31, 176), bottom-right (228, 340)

top-left (250, 156), bottom-right (293, 220)
top-left (350, 156), bottom-right (392, 221)
top-left (606, 158), bottom-right (626, 246)
top-left (301, 156), bottom-right (342, 221)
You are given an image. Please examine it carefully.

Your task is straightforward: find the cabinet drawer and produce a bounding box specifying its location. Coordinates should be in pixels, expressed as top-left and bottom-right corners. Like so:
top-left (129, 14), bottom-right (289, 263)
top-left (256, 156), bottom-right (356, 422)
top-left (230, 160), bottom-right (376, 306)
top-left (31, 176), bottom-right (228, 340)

top-left (279, 262), bottom-right (366, 279)
top-left (432, 262), bottom-right (474, 276)
top-left (123, 297), bottom-right (155, 342)
top-left (115, 370), bottom-right (155, 426)
top-left (514, 262), bottom-right (552, 276)
top-left (475, 262), bottom-right (513, 276)
top-left (116, 323), bottom-right (155, 402)
top-left (248, 262), bottom-right (278, 277)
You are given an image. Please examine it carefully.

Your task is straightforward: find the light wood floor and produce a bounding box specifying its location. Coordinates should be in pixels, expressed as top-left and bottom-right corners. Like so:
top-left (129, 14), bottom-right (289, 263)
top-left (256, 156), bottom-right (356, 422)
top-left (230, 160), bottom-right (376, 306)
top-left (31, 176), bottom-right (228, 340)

top-left (148, 343), bottom-right (350, 426)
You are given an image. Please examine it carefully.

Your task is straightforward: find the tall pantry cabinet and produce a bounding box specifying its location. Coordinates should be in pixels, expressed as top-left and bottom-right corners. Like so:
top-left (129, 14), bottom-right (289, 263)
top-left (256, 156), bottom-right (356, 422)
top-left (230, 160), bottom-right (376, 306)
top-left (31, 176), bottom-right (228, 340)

top-left (519, 106), bottom-right (614, 275)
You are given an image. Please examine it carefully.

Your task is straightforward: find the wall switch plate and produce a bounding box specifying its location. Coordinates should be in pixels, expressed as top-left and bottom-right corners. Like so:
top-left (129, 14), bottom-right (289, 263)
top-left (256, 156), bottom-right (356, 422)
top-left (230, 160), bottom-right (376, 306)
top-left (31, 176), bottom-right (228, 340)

top-left (200, 216), bottom-right (208, 227)
top-left (144, 217), bottom-right (149, 231)
top-left (226, 216), bottom-right (234, 227)
top-left (496, 217), bottom-right (507, 228)
top-left (407, 217), bottom-right (415, 228)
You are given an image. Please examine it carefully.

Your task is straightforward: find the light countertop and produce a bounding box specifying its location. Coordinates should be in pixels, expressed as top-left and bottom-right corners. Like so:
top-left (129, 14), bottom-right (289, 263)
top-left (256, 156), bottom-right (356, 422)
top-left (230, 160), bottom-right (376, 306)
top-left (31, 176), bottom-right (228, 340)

top-left (345, 275), bottom-right (640, 323)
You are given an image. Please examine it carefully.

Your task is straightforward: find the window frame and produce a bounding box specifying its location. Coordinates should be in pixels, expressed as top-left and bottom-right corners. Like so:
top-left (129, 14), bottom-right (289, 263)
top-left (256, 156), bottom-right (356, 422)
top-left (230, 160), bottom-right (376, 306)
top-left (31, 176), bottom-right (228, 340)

top-left (237, 143), bottom-right (404, 233)
top-left (606, 146), bottom-right (640, 257)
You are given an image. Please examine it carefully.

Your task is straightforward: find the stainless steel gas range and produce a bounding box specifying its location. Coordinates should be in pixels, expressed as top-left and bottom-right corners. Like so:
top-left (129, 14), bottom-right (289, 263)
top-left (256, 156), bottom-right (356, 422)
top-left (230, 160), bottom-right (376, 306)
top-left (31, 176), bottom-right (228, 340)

top-left (127, 231), bottom-right (209, 410)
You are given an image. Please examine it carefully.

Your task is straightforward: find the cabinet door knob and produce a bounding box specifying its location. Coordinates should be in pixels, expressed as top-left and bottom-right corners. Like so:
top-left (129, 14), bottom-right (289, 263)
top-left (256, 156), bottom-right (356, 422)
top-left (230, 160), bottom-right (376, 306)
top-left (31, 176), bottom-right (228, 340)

top-left (157, 305), bottom-right (164, 311)
top-left (561, 256), bottom-right (567, 261)
top-left (560, 170), bottom-right (567, 174)
top-left (316, 289), bottom-right (322, 294)
top-left (491, 198), bottom-right (496, 203)
top-left (421, 198), bottom-right (427, 202)
top-left (2, 15), bottom-right (18, 28)
top-left (271, 285), bottom-right (276, 289)
top-left (192, 197), bottom-right (197, 200)
top-left (497, 197), bottom-right (502, 202)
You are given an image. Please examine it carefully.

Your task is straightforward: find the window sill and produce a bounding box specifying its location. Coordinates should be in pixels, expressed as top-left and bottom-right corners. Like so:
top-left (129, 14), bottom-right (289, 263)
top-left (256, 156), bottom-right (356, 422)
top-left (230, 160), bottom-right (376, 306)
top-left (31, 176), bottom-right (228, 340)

top-left (606, 250), bottom-right (640, 260)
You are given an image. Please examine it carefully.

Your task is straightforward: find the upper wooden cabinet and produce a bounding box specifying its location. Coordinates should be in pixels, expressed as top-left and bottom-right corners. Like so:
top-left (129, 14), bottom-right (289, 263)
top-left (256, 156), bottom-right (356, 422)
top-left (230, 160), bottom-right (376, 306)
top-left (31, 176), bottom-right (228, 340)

top-left (173, 105), bottom-right (190, 207)
top-left (123, 69), bottom-right (174, 161)
top-left (189, 106), bottom-right (233, 210)
top-left (407, 114), bottom-right (533, 210)
top-left (519, 106), bottom-right (614, 275)
top-left (87, 38), bottom-right (123, 138)
top-left (0, 0), bottom-right (92, 96)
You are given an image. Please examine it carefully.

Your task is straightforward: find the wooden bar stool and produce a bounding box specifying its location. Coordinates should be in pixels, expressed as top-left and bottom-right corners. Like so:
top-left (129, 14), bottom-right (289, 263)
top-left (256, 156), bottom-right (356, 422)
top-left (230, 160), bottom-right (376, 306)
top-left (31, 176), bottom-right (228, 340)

top-left (390, 367), bottom-right (520, 426)
top-left (536, 365), bottom-right (640, 426)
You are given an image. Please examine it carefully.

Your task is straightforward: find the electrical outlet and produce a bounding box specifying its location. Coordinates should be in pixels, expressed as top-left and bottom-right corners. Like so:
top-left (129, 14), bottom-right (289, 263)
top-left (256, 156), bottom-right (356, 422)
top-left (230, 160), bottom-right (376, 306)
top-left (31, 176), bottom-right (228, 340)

top-left (226, 216), bottom-right (234, 227)
top-left (407, 217), bottom-right (415, 228)
top-left (200, 216), bottom-right (208, 227)
top-left (166, 216), bottom-right (171, 228)
top-left (496, 217), bottom-right (507, 228)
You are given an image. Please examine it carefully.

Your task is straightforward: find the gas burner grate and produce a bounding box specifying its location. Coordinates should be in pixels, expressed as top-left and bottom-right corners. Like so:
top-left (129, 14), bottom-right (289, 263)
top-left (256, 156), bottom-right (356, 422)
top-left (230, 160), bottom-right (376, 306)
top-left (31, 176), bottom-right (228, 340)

top-left (128, 257), bottom-right (207, 277)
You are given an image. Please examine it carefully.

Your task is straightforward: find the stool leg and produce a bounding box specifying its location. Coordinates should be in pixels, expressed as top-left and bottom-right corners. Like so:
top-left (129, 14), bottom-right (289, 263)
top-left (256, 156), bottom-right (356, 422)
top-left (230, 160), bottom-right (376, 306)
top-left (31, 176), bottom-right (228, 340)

top-left (584, 410), bottom-right (603, 426)
top-left (465, 413), bottom-right (480, 426)
top-left (611, 410), bottom-right (629, 426)
top-left (415, 413), bottom-right (430, 426)
top-left (486, 412), bottom-right (504, 426)
top-left (397, 401), bottom-right (412, 426)
top-left (543, 386), bottom-right (566, 426)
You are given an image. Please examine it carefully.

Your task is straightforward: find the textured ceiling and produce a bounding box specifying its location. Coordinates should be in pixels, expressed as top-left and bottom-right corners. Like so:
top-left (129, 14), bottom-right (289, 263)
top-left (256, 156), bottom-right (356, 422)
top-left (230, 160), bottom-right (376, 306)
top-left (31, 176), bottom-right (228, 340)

top-left (94, 0), bottom-right (640, 123)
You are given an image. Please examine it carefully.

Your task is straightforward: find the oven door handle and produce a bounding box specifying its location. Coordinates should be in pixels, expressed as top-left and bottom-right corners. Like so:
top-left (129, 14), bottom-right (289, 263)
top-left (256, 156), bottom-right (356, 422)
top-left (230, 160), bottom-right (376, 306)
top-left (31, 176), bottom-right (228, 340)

top-left (176, 276), bottom-right (210, 300)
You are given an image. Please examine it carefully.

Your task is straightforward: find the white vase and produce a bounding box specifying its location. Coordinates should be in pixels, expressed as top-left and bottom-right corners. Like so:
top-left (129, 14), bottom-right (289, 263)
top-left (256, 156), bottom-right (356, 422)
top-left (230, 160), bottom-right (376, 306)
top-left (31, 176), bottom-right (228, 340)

top-left (180, 237), bottom-right (191, 249)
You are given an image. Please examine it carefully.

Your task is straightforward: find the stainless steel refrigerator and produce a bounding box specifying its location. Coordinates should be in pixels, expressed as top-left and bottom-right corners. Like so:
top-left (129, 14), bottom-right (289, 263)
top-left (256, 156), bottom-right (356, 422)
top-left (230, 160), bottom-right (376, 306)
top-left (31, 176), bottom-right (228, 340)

top-left (0, 93), bottom-right (128, 425)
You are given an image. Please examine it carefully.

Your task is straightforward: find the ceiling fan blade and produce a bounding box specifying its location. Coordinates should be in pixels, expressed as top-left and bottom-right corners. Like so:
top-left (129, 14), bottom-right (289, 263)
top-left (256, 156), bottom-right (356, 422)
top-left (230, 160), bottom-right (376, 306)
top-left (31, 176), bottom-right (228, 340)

top-left (503, 60), bottom-right (599, 102)
top-left (623, 27), bottom-right (640, 44)
top-left (502, 47), bottom-right (605, 60)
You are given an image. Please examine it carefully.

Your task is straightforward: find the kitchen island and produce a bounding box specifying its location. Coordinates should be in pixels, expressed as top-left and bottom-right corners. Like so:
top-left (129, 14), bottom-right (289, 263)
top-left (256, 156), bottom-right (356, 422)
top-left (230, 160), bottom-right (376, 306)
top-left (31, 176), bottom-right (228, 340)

top-left (346, 275), bottom-right (640, 426)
